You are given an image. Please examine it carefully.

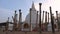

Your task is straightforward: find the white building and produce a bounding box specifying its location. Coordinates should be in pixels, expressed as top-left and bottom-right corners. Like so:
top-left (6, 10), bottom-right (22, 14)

top-left (25, 2), bottom-right (39, 31)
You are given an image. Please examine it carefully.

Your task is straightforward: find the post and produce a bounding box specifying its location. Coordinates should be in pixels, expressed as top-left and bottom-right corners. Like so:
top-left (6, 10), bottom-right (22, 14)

top-left (39, 3), bottom-right (42, 33)
top-left (15, 14), bottom-right (18, 31)
top-left (18, 9), bottom-right (22, 31)
top-left (30, 8), bottom-right (32, 31)
top-left (56, 11), bottom-right (59, 31)
top-left (42, 11), bottom-right (44, 23)
top-left (48, 13), bottom-right (49, 23)
top-left (12, 16), bottom-right (14, 31)
top-left (13, 10), bottom-right (17, 31)
top-left (36, 11), bottom-right (38, 31)
top-left (49, 6), bottom-right (55, 33)
top-left (45, 11), bottom-right (48, 31)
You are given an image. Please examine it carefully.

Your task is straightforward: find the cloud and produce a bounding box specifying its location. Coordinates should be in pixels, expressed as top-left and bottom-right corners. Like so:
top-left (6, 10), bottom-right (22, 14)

top-left (34, 0), bottom-right (60, 16)
top-left (0, 8), bottom-right (26, 23)
top-left (34, 0), bottom-right (60, 22)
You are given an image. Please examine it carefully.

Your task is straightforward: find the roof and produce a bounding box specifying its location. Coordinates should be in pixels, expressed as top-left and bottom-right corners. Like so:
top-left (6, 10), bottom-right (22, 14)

top-left (0, 23), bottom-right (6, 26)
top-left (0, 22), bottom-right (12, 26)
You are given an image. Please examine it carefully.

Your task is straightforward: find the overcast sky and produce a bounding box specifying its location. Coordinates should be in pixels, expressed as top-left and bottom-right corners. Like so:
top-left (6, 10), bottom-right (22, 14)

top-left (0, 0), bottom-right (60, 23)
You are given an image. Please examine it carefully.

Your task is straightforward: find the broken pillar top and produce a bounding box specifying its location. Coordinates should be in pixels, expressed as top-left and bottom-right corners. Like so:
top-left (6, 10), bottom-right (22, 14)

top-left (49, 6), bottom-right (52, 14)
top-left (49, 6), bottom-right (51, 10)
top-left (48, 12), bottom-right (49, 14)
top-left (30, 8), bottom-right (32, 11)
top-left (19, 9), bottom-right (22, 15)
top-left (19, 9), bottom-right (21, 12)
top-left (15, 10), bottom-right (17, 13)
top-left (43, 11), bottom-right (44, 13)
top-left (39, 3), bottom-right (42, 5)
top-left (46, 11), bottom-right (47, 13)
top-left (56, 11), bottom-right (58, 13)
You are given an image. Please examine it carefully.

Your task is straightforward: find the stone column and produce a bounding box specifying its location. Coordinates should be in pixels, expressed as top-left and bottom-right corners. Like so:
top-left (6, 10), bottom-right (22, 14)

top-left (15, 14), bottom-right (18, 31)
top-left (18, 9), bottom-right (22, 31)
top-left (13, 10), bottom-right (17, 31)
top-left (49, 6), bottom-right (55, 33)
top-left (39, 3), bottom-right (42, 33)
top-left (12, 16), bottom-right (14, 31)
top-left (48, 13), bottom-right (49, 23)
top-left (45, 11), bottom-right (48, 31)
top-left (30, 8), bottom-right (32, 31)
top-left (56, 11), bottom-right (59, 31)
top-left (42, 11), bottom-right (44, 23)
top-left (36, 11), bottom-right (38, 30)
top-left (47, 12), bottom-right (49, 31)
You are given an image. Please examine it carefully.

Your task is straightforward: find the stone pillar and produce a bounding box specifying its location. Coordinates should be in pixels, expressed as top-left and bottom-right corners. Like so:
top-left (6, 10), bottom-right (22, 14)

top-left (13, 10), bottom-right (17, 31)
top-left (48, 13), bottom-right (49, 23)
top-left (18, 9), bottom-right (22, 31)
top-left (45, 11), bottom-right (47, 23)
top-left (45, 11), bottom-right (48, 31)
top-left (49, 6), bottom-right (55, 33)
top-left (36, 11), bottom-right (38, 30)
top-left (12, 16), bottom-right (14, 31)
top-left (39, 3), bottom-right (42, 33)
top-left (42, 11), bottom-right (44, 23)
top-left (56, 11), bottom-right (59, 31)
top-left (15, 14), bottom-right (18, 30)
top-left (30, 8), bottom-right (32, 31)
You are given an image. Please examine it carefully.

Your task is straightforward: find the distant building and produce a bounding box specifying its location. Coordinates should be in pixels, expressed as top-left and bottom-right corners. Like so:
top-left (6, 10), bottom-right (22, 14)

top-left (0, 22), bottom-right (6, 31)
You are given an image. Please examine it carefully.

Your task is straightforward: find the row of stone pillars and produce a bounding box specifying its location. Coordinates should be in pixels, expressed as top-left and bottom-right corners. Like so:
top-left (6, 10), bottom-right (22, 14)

top-left (12, 9), bottom-right (22, 31)
top-left (50, 7), bottom-right (59, 33)
top-left (5, 9), bottom-right (22, 31)
top-left (5, 3), bottom-right (59, 33)
top-left (38, 3), bottom-right (59, 33)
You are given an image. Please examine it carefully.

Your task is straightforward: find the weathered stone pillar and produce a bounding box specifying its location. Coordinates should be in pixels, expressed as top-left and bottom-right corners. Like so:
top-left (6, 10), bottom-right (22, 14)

top-left (39, 3), bottom-right (42, 33)
top-left (42, 11), bottom-right (44, 23)
top-left (12, 16), bottom-right (14, 31)
top-left (45, 11), bottom-right (48, 31)
top-left (49, 6), bottom-right (55, 33)
top-left (30, 8), bottom-right (32, 31)
top-left (36, 11), bottom-right (38, 30)
top-left (13, 10), bottom-right (17, 31)
top-left (48, 13), bottom-right (49, 23)
top-left (15, 14), bottom-right (18, 30)
top-left (56, 11), bottom-right (59, 31)
top-left (45, 11), bottom-right (47, 23)
top-left (18, 9), bottom-right (22, 31)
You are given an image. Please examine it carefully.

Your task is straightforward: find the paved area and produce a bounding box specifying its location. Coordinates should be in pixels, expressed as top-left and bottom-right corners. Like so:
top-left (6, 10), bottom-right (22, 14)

top-left (0, 31), bottom-right (60, 34)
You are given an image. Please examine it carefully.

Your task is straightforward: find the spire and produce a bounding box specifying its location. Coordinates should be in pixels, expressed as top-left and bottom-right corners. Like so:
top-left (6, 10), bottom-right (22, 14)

top-left (31, 1), bottom-right (36, 10)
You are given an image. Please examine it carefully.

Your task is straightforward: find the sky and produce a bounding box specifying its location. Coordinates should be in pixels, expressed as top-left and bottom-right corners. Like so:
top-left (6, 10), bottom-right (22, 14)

top-left (0, 0), bottom-right (60, 23)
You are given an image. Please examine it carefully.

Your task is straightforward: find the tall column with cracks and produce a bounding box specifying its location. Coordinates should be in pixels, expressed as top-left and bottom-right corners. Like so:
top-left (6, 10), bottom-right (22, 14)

top-left (49, 6), bottom-right (55, 33)
top-left (30, 8), bottom-right (32, 31)
top-left (39, 3), bottom-right (42, 33)
top-left (56, 11), bottom-right (59, 31)
top-left (45, 11), bottom-right (48, 31)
